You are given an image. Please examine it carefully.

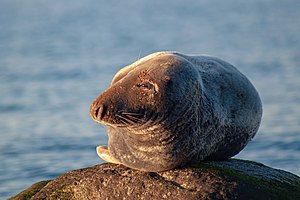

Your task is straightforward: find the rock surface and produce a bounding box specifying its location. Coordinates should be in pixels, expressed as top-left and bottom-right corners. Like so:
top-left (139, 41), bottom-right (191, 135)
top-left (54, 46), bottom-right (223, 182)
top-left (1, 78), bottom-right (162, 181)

top-left (10, 159), bottom-right (300, 200)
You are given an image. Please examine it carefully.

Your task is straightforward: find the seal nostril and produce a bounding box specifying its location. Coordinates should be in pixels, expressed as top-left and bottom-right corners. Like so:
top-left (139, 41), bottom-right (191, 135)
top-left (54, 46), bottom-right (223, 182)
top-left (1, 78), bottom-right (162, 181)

top-left (94, 106), bottom-right (100, 118)
top-left (94, 104), bottom-right (106, 120)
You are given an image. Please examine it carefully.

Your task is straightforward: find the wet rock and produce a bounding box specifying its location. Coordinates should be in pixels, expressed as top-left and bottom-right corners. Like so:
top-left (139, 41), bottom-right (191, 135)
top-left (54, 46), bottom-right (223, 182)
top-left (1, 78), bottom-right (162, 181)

top-left (10, 159), bottom-right (300, 200)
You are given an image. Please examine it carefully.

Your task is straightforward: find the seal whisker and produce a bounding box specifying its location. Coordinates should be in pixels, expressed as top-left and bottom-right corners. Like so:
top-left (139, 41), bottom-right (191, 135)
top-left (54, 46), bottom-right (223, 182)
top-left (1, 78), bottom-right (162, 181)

top-left (116, 114), bottom-right (132, 125)
top-left (118, 118), bottom-right (130, 126)
top-left (139, 114), bottom-right (164, 131)
top-left (120, 111), bottom-right (147, 125)
top-left (116, 114), bottom-right (141, 126)
top-left (121, 112), bottom-right (143, 116)
top-left (134, 49), bottom-right (143, 67)
top-left (122, 112), bottom-right (143, 119)
top-left (125, 115), bottom-right (145, 123)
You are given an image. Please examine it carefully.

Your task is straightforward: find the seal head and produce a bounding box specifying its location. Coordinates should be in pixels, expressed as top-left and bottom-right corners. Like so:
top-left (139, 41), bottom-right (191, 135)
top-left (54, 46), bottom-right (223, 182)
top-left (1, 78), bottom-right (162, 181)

top-left (90, 52), bottom-right (262, 172)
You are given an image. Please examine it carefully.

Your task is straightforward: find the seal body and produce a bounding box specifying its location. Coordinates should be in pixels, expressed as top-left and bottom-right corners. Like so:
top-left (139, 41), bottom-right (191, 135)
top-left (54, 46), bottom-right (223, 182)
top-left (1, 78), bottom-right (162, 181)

top-left (90, 52), bottom-right (262, 172)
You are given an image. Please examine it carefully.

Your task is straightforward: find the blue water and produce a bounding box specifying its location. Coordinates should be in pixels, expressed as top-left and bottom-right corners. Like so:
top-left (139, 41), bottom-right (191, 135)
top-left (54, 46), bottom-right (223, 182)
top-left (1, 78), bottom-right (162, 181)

top-left (1, 0), bottom-right (300, 198)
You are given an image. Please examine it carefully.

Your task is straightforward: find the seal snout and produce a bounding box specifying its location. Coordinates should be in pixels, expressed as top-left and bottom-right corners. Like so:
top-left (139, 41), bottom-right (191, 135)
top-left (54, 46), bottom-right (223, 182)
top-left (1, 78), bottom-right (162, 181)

top-left (90, 103), bottom-right (106, 122)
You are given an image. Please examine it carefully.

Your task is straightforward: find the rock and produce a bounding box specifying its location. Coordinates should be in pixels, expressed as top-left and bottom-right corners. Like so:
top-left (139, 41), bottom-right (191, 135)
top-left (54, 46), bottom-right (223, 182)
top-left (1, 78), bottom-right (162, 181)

top-left (9, 181), bottom-right (50, 200)
top-left (10, 159), bottom-right (300, 200)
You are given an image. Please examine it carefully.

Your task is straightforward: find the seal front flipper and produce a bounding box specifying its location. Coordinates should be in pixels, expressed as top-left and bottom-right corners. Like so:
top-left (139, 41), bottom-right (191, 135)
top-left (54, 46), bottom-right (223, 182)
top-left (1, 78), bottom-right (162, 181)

top-left (96, 146), bottom-right (121, 164)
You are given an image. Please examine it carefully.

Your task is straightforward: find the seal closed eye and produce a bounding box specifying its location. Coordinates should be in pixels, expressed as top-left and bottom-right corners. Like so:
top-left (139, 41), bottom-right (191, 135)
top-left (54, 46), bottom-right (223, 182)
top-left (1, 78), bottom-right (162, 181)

top-left (90, 52), bottom-right (262, 172)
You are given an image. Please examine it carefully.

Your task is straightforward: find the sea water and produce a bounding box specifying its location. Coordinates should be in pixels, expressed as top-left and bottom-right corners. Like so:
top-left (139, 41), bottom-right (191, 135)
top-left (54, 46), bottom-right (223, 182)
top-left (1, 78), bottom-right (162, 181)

top-left (1, 0), bottom-right (300, 198)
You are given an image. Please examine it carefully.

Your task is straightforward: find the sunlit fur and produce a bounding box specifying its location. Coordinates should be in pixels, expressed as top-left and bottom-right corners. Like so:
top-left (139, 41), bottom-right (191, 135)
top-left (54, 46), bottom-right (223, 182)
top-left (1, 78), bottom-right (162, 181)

top-left (90, 52), bottom-right (262, 172)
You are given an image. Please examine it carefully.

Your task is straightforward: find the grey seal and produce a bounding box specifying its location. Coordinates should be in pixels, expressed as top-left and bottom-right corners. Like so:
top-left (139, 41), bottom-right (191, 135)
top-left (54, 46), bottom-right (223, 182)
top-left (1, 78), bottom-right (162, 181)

top-left (90, 52), bottom-right (262, 172)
